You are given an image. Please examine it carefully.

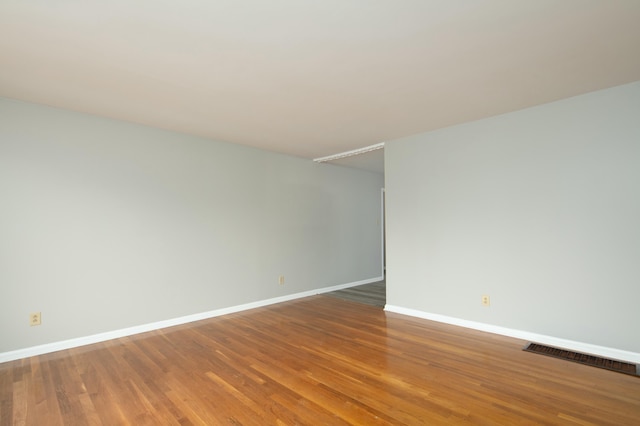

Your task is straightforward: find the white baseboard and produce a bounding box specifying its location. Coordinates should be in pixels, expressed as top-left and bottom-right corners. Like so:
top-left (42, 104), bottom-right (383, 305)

top-left (384, 305), bottom-right (640, 364)
top-left (0, 276), bottom-right (383, 364)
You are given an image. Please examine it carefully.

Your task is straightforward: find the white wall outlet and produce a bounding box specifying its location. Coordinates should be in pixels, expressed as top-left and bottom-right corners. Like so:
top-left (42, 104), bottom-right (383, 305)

top-left (481, 295), bottom-right (490, 307)
top-left (279, 275), bottom-right (285, 285)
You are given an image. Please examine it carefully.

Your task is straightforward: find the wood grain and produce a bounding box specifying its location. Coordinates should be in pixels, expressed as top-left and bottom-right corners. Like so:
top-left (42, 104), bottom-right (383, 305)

top-left (1, 295), bottom-right (639, 425)
top-left (324, 280), bottom-right (386, 307)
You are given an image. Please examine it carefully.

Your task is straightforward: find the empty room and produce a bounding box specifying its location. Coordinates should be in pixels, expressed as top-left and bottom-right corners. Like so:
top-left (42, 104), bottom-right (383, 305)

top-left (1, 1), bottom-right (639, 425)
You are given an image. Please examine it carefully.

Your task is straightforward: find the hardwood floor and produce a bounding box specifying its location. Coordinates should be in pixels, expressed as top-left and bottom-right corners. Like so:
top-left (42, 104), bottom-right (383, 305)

top-left (1, 295), bottom-right (639, 425)
top-left (324, 280), bottom-right (386, 307)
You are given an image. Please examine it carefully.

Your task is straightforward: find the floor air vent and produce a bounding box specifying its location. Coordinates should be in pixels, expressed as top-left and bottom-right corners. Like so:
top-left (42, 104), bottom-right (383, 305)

top-left (523, 343), bottom-right (639, 377)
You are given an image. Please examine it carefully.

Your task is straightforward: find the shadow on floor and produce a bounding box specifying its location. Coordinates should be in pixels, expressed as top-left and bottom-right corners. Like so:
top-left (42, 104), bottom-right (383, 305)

top-left (323, 280), bottom-right (386, 307)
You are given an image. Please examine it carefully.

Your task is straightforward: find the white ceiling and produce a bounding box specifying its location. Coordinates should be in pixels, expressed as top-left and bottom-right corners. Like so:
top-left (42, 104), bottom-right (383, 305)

top-left (2, 1), bottom-right (640, 173)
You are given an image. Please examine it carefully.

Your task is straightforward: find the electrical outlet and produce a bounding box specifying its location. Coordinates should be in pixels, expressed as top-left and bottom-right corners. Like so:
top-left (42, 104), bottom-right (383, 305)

top-left (481, 295), bottom-right (490, 307)
top-left (30, 312), bottom-right (41, 326)
top-left (279, 275), bottom-right (285, 285)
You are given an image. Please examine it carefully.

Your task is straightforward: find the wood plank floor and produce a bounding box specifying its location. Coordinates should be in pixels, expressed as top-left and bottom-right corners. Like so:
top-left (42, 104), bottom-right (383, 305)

top-left (324, 280), bottom-right (386, 307)
top-left (1, 295), bottom-right (639, 425)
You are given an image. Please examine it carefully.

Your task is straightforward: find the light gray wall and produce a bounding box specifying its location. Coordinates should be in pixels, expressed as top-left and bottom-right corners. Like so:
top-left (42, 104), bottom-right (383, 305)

top-left (0, 98), bottom-right (384, 353)
top-left (385, 81), bottom-right (640, 353)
